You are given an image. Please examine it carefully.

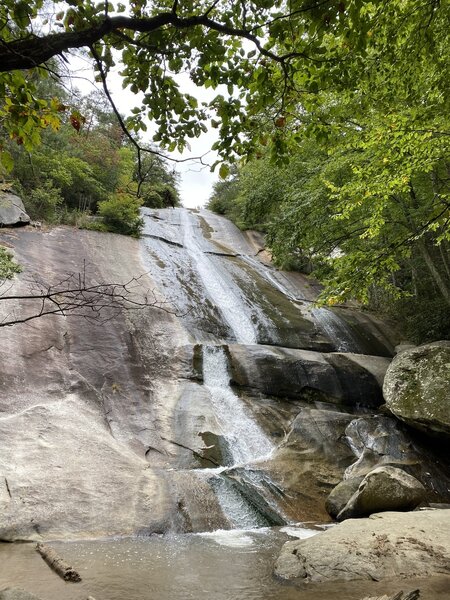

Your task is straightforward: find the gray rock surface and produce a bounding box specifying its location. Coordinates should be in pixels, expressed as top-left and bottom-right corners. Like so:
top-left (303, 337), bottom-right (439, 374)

top-left (228, 344), bottom-right (390, 407)
top-left (0, 227), bottom-right (190, 540)
top-left (275, 509), bottom-right (450, 583)
top-left (325, 477), bottom-right (363, 519)
top-left (0, 190), bottom-right (30, 226)
top-left (383, 341), bottom-right (450, 436)
top-left (0, 590), bottom-right (42, 600)
top-left (337, 466), bottom-right (426, 520)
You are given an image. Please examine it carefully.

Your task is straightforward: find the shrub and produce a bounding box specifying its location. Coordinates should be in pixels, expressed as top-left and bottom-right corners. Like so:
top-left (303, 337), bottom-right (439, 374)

top-left (0, 246), bottom-right (21, 280)
top-left (97, 192), bottom-right (143, 236)
top-left (23, 182), bottom-right (63, 222)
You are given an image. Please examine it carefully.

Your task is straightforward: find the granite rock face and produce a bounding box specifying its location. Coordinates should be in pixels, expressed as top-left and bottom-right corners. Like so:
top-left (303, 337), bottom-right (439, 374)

top-left (0, 190), bottom-right (30, 226)
top-left (275, 509), bottom-right (450, 583)
top-left (383, 341), bottom-right (450, 436)
top-left (228, 344), bottom-right (390, 407)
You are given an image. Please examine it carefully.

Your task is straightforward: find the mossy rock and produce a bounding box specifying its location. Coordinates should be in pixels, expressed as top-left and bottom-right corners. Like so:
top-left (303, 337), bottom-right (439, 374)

top-left (383, 341), bottom-right (450, 437)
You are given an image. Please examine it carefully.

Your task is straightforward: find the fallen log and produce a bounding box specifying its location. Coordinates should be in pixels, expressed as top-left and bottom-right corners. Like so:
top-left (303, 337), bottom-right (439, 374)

top-left (362, 590), bottom-right (420, 600)
top-left (35, 543), bottom-right (82, 582)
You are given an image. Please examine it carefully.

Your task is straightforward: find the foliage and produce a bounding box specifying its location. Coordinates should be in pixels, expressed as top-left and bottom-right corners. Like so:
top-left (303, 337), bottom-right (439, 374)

top-left (97, 192), bottom-right (143, 236)
top-left (0, 0), bottom-right (449, 336)
top-left (23, 181), bottom-right (63, 222)
top-left (2, 71), bottom-right (178, 232)
top-left (0, 246), bottom-right (21, 280)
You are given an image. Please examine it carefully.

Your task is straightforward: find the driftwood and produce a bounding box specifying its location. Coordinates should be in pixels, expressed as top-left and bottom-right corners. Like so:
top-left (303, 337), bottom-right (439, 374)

top-left (362, 590), bottom-right (420, 600)
top-left (36, 543), bottom-right (82, 582)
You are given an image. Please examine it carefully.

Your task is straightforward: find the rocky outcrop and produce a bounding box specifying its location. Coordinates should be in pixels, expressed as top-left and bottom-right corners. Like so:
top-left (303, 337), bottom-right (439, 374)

top-left (228, 344), bottom-right (390, 407)
top-left (336, 466), bottom-right (426, 520)
top-left (275, 509), bottom-right (450, 583)
top-left (383, 341), bottom-right (450, 436)
top-left (0, 190), bottom-right (30, 226)
top-left (325, 415), bottom-right (450, 517)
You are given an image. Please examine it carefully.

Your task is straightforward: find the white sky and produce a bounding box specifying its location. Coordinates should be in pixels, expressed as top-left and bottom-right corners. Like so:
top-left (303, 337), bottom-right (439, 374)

top-left (67, 57), bottom-right (221, 208)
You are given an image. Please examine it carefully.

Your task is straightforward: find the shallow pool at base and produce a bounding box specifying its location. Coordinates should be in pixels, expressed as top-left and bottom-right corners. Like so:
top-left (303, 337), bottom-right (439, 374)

top-left (0, 529), bottom-right (303, 600)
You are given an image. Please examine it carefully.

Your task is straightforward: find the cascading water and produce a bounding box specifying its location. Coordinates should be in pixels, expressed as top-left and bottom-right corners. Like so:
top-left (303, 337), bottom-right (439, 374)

top-left (202, 345), bottom-right (274, 466)
top-left (195, 345), bottom-right (276, 528)
top-left (310, 307), bottom-right (361, 353)
top-left (181, 210), bottom-right (257, 344)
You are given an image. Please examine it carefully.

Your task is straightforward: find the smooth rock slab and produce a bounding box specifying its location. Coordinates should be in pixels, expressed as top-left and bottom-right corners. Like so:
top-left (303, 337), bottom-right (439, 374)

top-left (337, 466), bottom-right (426, 521)
top-left (383, 341), bottom-right (450, 436)
top-left (275, 509), bottom-right (450, 583)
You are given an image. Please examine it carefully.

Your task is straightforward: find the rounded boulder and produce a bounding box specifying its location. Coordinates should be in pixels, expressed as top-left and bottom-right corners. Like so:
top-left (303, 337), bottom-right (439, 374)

top-left (383, 341), bottom-right (450, 437)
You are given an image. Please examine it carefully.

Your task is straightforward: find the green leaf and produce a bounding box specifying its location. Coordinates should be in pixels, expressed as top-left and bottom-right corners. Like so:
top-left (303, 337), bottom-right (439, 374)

top-left (219, 163), bottom-right (230, 179)
top-left (0, 150), bottom-right (14, 172)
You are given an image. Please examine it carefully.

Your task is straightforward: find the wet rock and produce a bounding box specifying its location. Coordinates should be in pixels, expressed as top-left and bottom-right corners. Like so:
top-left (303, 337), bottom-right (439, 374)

top-left (228, 344), bottom-right (389, 407)
top-left (383, 341), bottom-right (450, 437)
top-left (282, 408), bottom-right (355, 464)
top-left (198, 431), bottom-right (232, 467)
top-left (0, 189), bottom-right (30, 226)
top-left (251, 408), bottom-right (356, 523)
top-left (325, 477), bottom-right (363, 519)
top-left (343, 415), bottom-right (450, 502)
top-left (224, 467), bottom-right (287, 526)
top-left (337, 466), bottom-right (426, 521)
top-left (0, 590), bottom-right (43, 600)
top-left (274, 509), bottom-right (450, 583)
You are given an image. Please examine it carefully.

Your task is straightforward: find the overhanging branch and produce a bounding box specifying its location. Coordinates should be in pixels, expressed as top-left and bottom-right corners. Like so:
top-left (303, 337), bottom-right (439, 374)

top-left (0, 11), bottom-right (317, 73)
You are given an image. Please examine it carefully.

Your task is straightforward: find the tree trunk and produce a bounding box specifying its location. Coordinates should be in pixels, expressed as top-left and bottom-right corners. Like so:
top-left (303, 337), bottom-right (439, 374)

top-left (417, 238), bottom-right (450, 307)
top-left (36, 543), bottom-right (82, 582)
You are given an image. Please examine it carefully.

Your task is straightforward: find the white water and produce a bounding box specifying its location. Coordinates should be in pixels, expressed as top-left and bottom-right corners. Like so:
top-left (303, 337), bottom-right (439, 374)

top-left (181, 210), bottom-right (257, 344)
top-left (202, 345), bottom-right (274, 466)
top-left (311, 307), bottom-right (361, 352)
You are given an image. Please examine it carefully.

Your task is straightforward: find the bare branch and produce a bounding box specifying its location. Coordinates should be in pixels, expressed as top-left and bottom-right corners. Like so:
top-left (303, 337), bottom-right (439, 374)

top-left (0, 270), bottom-right (182, 328)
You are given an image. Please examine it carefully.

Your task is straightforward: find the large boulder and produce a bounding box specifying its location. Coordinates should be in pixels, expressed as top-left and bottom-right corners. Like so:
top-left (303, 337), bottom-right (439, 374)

top-left (0, 189), bottom-right (30, 226)
top-left (228, 344), bottom-right (390, 407)
top-left (336, 466), bottom-right (426, 520)
top-left (383, 341), bottom-right (450, 436)
top-left (275, 509), bottom-right (450, 583)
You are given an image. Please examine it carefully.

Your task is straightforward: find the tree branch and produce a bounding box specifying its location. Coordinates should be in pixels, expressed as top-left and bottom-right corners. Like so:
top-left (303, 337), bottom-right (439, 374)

top-left (0, 269), bottom-right (179, 328)
top-left (0, 11), bottom-right (319, 73)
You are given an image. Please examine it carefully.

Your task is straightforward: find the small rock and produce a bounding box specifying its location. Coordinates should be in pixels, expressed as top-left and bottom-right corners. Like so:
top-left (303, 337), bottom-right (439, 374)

top-left (337, 466), bottom-right (426, 521)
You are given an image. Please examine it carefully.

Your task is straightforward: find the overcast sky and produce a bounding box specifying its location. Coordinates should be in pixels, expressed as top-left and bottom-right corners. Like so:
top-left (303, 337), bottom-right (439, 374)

top-left (68, 57), bottom-right (220, 208)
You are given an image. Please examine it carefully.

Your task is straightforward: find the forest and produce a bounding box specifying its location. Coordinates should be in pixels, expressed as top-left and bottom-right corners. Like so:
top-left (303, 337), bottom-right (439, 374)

top-left (0, 0), bottom-right (449, 342)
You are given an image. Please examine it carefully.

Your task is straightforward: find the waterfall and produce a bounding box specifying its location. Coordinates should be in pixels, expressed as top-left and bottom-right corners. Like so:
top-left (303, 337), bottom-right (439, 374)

top-left (181, 211), bottom-right (257, 344)
top-left (310, 307), bottom-right (361, 353)
top-left (202, 345), bottom-right (274, 466)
